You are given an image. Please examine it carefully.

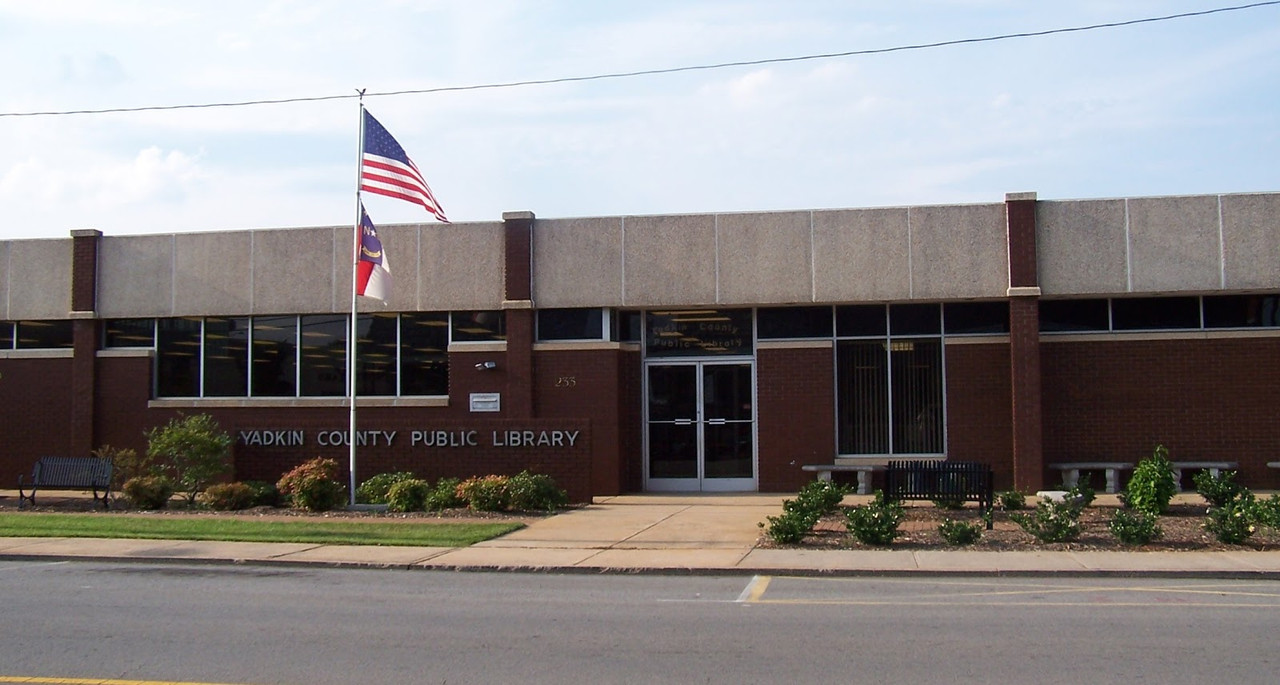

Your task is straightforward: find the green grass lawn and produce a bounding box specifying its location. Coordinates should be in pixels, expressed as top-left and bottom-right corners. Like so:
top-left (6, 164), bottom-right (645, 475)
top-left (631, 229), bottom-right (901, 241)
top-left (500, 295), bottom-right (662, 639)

top-left (0, 512), bottom-right (523, 547)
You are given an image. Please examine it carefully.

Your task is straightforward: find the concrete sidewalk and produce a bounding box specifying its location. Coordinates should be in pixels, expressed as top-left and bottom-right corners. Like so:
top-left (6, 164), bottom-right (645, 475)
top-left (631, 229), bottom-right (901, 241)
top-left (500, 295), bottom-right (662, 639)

top-left (3, 493), bottom-right (1280, 577)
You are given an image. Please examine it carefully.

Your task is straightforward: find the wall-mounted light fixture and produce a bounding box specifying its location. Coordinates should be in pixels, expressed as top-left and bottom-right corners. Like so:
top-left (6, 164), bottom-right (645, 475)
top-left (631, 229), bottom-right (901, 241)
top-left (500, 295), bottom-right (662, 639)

top-left (474, 361), bottom-right (497, 370)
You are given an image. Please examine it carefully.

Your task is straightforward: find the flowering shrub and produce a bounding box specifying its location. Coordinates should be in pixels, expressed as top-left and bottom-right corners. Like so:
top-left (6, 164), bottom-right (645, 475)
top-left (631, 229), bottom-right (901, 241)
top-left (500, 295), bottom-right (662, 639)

top-left (1256, 494), bottom-right (1280, 529)
top-left (506, 471), bottom-right (569, 512)
top-left (386, 479), bottom-right (432, 513)
top-left (1193, 470), bottom-right (1246, 508)
top-left (790, 479), bottom-right (849, 517)
top-left (277, 457), bottom-right (346, 512)
top-left (997, 490), bottom-right (1027, 511)
top-left (1205, 493), bottom-right (1258, 545)
top-left (426, 478), bottom-right (465, 511)
top-left (123, 475), bottom-right (174, 510)
top-left (356, 472), bottom-right (417, 505)
top-left (1108, 508), bottom-right (1162, 545)
top-left (938, 518), bottom-right (982, 546)
top-left (761, 510), bottom-right (818, 545)
top-left (457, 475), bottom-right (512, 511)
top-left (1009, 497), bottom-right (1082, 543)
top-left (198, 482), bottom-right (256, 511)
top-left (1066, 473), bottom-right (1096, 507)
top-left (845, 491), bottom-right (905, 545)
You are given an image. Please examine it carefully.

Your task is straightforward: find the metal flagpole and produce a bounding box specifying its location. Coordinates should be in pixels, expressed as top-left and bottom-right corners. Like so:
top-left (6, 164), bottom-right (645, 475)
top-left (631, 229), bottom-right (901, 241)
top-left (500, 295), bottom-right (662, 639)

top-left (348, 90), bottom-right (367, 507)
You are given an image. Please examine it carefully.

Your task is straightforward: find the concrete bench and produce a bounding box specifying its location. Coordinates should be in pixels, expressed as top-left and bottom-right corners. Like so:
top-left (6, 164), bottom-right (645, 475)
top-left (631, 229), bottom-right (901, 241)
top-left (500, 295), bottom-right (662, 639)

top-left (1170, 461), bottom-right (1239, 492)
top-left (1048, 462), bottom-right (1134, 494)
top-left (801, 464), bottom-right (882, 495)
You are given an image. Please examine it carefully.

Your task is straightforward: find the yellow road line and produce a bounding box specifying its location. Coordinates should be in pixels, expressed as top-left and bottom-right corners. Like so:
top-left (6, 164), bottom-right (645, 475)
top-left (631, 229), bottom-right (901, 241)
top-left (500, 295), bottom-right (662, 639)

top-left (737, 574), bottom-right (772, 602)
top-left (0, 677), bottom-right (252, 685)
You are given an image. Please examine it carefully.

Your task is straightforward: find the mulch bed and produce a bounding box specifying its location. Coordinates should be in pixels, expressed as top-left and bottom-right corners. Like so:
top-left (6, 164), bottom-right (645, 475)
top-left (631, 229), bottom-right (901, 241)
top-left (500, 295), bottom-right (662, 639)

top-left (770, 501), bottom-right (1280, 552)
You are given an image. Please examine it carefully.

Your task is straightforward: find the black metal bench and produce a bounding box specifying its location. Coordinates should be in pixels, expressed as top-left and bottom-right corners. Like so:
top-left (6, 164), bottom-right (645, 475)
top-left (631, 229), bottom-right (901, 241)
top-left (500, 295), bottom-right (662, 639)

top-left (18, 457), bottom-right (114, 509)
top-left (884, 460), bottom-right (994, 529)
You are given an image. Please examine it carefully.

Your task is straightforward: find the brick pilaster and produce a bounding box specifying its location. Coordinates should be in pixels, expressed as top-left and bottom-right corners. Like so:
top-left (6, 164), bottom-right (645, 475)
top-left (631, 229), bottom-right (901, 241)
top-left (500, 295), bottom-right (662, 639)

top-left (70, 229), bottom-right (101, 456)
top-left (1005, 193), bottom-right (1044, 492)
top-left (502, 212), bottom-right (535, 419)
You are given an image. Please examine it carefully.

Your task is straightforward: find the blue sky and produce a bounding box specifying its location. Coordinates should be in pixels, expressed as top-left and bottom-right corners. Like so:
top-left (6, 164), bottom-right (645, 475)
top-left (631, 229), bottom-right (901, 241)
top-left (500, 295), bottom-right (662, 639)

top-left (0, 1), bottom-right (1277, 239)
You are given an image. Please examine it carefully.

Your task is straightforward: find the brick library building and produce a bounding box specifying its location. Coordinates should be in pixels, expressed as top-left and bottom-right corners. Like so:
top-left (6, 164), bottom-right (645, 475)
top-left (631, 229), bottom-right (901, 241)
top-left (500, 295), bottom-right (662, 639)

top-left (2, 190), bottom-right (1278, 502)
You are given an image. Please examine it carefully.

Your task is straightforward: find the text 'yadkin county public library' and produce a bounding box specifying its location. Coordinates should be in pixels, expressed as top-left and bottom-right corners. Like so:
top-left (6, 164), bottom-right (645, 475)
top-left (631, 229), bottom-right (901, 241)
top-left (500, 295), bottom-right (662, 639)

top-left (2, 190), bottom-right (1278, 502)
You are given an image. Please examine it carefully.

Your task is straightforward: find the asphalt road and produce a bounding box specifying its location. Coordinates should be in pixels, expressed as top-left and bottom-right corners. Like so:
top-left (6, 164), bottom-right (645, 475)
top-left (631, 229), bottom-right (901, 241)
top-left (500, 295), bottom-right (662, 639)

top-left (3, 561), bottom-right (1280, 684)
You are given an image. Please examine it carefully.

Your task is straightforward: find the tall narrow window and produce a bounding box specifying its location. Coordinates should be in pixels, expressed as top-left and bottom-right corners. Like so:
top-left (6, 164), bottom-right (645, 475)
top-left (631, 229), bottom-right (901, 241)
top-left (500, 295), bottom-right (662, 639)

top-left (300, 315), bottom-right (346, 397)
top-left (356, 313), bottom-right (399, 396)
top-left (156, 317), bottom-right (202, 397)
top-left (401, 312), bottom-right (449, 396)
top-left (252, 316), bottom-right (296, 397)
top-left (836, 341), bottom-right (889, 454)
top-left (203, 317), bottom-right (249, 397)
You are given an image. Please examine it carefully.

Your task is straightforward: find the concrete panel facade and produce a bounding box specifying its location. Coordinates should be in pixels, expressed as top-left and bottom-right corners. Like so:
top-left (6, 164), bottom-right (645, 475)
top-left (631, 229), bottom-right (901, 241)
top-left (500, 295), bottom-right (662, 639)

top-left (173, 232), bottom-right (253, 316)
top-left (910, 203), bottom-right (1007, 300)
top-left (417, 221), bottom-right (504, 311)
top-left (812, 207), bottom-right (911, 302)
top-left (251, 227), bottom-right (338, 314)
top-left (622, 214), bottom-right (717, 306)
top-left (98, 235), bottom-right (173, 317)
top-left (1127, 195), bottom-right (1221, 293)
top-left (7, 239), bottom-right (71, 319)
top-left (718, 211), bottom-right (812, 305)
top-left (0, 241), bottom-right (9, 320)
top-left (1221, 193), bottom-right (1280, 290)
top-left (533, 217), bottom-right (624, 307)
top-left (1037, 199), bottom-right (1128, 296)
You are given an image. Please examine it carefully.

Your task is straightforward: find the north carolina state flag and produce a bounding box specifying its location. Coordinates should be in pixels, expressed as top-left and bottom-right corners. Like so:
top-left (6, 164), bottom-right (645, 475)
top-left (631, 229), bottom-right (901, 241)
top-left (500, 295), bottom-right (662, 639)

top-left (355, 203), bottom-right (390, 301)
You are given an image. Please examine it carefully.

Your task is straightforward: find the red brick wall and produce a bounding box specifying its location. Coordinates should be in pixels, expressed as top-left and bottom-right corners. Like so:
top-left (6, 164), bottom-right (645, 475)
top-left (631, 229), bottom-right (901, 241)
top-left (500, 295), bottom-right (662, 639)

top-left (945, 342), bottom-right (1014, 490)
top-left (1043, 337), bottom-right (1280, 489)
top-left (757, 345), bottom-right (835, 493)
top-left (0, 357), bottom-right (75, 476)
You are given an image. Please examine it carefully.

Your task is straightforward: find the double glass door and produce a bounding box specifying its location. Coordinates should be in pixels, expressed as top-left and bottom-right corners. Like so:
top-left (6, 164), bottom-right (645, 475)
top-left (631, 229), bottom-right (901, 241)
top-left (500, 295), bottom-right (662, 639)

top-left (645, 361), bottom-right (755, 492)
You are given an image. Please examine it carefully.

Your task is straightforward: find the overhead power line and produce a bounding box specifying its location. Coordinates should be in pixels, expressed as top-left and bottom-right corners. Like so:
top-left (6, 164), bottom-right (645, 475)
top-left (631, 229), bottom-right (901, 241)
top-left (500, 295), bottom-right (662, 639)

top-left (2, 1), bottom-right (1276, 119)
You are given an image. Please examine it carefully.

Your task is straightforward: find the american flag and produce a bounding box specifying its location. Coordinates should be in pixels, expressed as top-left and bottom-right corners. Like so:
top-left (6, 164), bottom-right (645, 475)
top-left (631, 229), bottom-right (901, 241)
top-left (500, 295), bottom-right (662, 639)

top-left (360, 109), bottom-right (448, 222)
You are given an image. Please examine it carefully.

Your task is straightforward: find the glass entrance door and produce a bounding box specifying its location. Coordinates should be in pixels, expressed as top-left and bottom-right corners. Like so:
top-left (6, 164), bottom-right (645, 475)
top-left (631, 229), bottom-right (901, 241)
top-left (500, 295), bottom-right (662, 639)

top-left (646, 361), bottom-right (755, 492)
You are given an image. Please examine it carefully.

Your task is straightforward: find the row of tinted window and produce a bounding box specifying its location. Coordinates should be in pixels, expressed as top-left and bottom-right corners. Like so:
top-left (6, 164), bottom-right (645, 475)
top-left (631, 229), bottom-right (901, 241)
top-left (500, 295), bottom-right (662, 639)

top-left (757, 302), bottom-right (1011, 339)
top-left (0, 320), bottom-right (75, 349)
top-left (1041, 294), bottom-right (1280, 332)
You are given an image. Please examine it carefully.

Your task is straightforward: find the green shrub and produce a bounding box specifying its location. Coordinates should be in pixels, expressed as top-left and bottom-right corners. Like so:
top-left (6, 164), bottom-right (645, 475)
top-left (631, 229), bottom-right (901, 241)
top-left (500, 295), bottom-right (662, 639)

top-left (1108, 508), bottom-right (1162, 545)
top-left (997, 490), bottom-right (1027, 511)
top-left (1193, 469), bottom-right (1245, 508)
top-left (1124, 445), bottom-right (1178, 516)
top-left (1205, 492), bottom-right (1258, 545)
top-left (791, 479), bottom-right (849, 517)
top-left (1256, 494), bottom-right (1280, 529)
top-left (242, 480), bottom-right (282, 508)
top-left (197, 482), bottom-right (256, 511)
top-left (845, 491), bottom-right (905, 546)
top-left (425, 478), bottom-right (465, 511)
top-left (938, 518), bottom-right (983, 546)
top-left (1010, 497), bottom-right (1082, 543)
top-left (386, 479), bottom-right (432, 513)
top-left (93, 444), bottom-right (153, 493)
top-left (1066, 473), bottom-right (1096, 507)
top-left (356, 472), bottom-right (417, 505)
top-left (123, 475), bottom-right (175, 510)
top-left (762, 509), bottom-right (819, 545)
top-left (507, 471), bottom-right (569, 512)
top-left (146, 414), bottom-right (233, 506)
top-left (277, 457), bottom-right (347, 512)
top-left (457, 475), bottom-right (512, 511)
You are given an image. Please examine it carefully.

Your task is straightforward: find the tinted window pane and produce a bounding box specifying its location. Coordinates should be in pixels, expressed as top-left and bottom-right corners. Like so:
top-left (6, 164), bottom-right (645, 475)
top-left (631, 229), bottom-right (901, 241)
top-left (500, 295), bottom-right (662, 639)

top-left (0, 321), bottom-right (11, 349)
top-left (401, 312), bottom-right (449, 396)
top-left (252, 316), bottom-right (296, 397)
top-left (157, 317), bottom-right (201, 397)
top-left (890, 339), bottom-right (944, 454)
top-left (645, 309), bottom-right (752, 357)
top-left (757, 306), bottom-right (833, 339)
top-left (1112, 297), bottom-right (1199, 330)
top-left (943, 301), bottom-right (1009, 335)
top-left (1040, 299), bottom-right (1109, 332)
top-left (836, 305), bottom-right (887, 337)
top-left (356, 313), bottom-right (399, 396)
top-left (613, 310), bottom-right (642, 343)
top-left (537, 308), bottom-right (604, 341)
top-left (16, 320), bottom-right (74, 349)
top-left (203, 317), bottom-right (248, 397)
top-left (105, 318), bottom-right (155, 347)
top-left (452, 311), bottom-right (506, 342)
top-left (300, 315), bottom-right (346, 397)
top-left (1204, 294), bottom-right (1280, 328)
top-left (836, 340), bottom-right (888, 454)
top-left (890, 303), bottom-right (940, 336)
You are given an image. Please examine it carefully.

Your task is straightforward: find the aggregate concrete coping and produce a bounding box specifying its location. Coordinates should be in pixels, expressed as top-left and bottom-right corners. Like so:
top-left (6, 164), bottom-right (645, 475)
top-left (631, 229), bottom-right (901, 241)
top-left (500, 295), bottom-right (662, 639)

top-left (4, 492), bottom-right (1280, 577)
